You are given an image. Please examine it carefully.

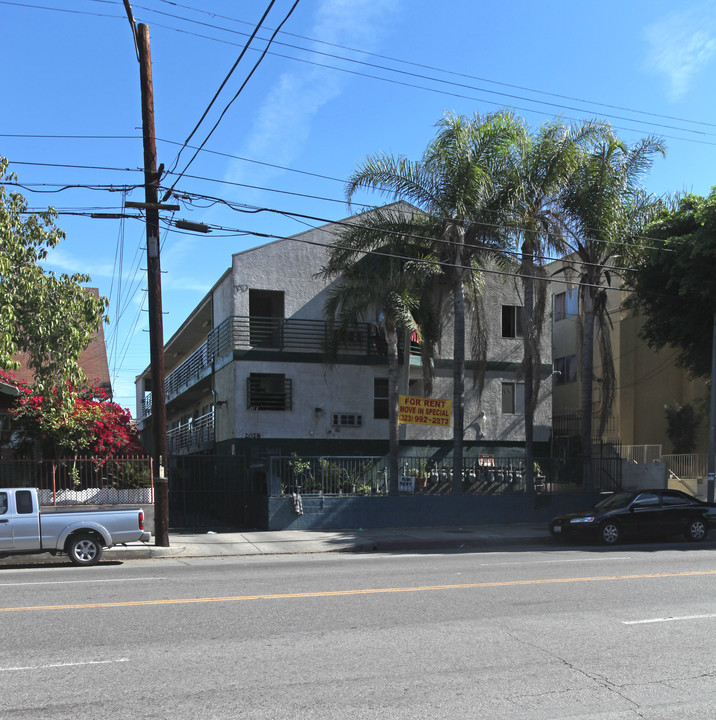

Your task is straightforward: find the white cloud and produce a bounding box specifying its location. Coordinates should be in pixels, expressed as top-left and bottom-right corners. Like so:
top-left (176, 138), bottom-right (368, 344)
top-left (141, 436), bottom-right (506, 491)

top-left (225, 0), bottom-right (400, 189)
top-left (644, 4), bottom-right (716, 100)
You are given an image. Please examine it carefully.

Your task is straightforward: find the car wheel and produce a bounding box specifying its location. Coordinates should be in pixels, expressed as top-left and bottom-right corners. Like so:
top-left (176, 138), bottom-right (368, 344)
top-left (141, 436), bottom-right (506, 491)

top-left (685, 519), bottom-right (708, 542)
top-left (600, 521), bottom-right (621, 545)
top-left (67, 533), bottom-right (103, 566)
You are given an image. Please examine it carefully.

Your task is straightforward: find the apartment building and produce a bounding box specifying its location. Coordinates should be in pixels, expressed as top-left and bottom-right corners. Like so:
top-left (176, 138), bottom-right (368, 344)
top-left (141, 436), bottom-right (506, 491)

top-left (136, 206), bottom-right (552, 472)
top-left (549, 262), bottom-right (709, 455)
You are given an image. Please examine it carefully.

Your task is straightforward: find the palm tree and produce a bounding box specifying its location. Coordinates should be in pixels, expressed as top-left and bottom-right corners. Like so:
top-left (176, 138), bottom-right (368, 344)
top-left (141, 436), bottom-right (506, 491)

top-left (508, 118), bottom-right (609, 490)
top-left (345, 111), bottom-right (524, 492)
top-left (319, 204), bottom-right (440, 494)
top-left (562, 132), bottom-right (665, 486)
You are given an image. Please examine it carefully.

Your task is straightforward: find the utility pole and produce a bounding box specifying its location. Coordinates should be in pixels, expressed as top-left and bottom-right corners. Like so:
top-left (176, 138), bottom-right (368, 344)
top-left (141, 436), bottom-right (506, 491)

top-left (135, 21), bottom-right (169, 546)
top-left (708, 312), bottom-right (716, 503)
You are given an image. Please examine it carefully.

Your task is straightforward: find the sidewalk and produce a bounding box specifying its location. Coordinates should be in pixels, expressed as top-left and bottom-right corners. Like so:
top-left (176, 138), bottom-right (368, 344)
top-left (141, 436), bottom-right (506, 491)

top-left (109, 522), bottom-right (554, 561)
top-left (0, 523), bottom-right (554, 566)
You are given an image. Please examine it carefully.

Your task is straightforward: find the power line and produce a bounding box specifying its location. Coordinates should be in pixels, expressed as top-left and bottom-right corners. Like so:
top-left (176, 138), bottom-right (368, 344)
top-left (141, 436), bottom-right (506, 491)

top-left (151, 0), bottom-right (716, 131)
top-left (165, 0), bottom-right (279, 178)
top-left (161, 0), bottom-right (302, 201)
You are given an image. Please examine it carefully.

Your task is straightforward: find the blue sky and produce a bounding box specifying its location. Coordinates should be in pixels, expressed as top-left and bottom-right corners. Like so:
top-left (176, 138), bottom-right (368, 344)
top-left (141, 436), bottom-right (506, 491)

top-left (3, 0), bottom-right (716, 412)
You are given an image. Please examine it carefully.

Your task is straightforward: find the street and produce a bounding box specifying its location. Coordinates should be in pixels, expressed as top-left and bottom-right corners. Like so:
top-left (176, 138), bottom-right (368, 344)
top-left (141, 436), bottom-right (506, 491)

top-left (2, 543), bottom-right (716, 719)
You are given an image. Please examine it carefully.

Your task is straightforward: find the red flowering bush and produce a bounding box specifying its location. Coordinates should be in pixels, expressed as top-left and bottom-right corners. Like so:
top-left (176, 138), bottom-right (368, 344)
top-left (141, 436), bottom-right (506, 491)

top-left (0, 369), bottom-right (144, 459)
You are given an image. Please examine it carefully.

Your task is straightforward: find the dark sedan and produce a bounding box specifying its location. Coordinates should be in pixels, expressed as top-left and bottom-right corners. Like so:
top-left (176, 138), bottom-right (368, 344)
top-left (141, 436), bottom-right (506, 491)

top-left (550, 489), bottom-right (716, 545)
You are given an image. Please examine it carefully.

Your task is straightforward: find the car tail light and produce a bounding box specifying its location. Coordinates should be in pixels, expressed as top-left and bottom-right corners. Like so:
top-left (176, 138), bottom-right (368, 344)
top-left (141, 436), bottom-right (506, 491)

top-left (138, 510), bottom-right (144, 530)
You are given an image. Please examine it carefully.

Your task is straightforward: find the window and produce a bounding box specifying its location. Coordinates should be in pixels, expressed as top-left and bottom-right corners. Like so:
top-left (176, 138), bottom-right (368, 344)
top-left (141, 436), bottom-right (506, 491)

top-left (634, 492), bottom-right (659, 506)
top-left (554, 355), bottom-right (577, 385)
top-left (0, 492), bottom-right (6, 515)
top-left (502, 306), bottom-right (524, 338)
top-left (501, 382), bottom-right (525, 414)
top-left (661, 491), bottom-right (695, 506)
top-left (374, 378), bottom-right (389, 419)
top-left (0, 412), bottom-right (10, 445)
top-left (15, 490), bottom-right (33, 514)
top-left (332, 413), bottom-right (362, 427)
top-left (247, 373), bottom-right (292, 411)
top-left (554, 289), bottom-right (578, 321)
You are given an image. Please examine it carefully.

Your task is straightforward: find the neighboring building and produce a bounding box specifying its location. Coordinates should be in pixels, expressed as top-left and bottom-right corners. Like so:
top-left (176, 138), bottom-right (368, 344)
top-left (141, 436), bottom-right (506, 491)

top-left (548, 262), bottom-right (709, 456)
top-left (136, 205), bottom-right (552, 472)
top-left (8, 287), bottom-right (112, 396)
top-left (0, 287), bottom-right (111, 459)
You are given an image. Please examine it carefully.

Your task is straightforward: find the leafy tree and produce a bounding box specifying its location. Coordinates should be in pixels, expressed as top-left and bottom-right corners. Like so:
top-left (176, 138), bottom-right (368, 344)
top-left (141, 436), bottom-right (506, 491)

top-left (345, 111), bottom-right (523, 492)
top-left (0, 158), bottom-right (107, 394)
top-left (320, 204), bottom-right (440, 494)
top-left (508, 118), bottom-right (608, 489)
top-left (664, 402), bottom-right (700, 454)
top-left (562, 133), bottom-right (664, 482)
top-left (626, 190), bottom-right (716, 378)
top-left (1, 370), bottom-right (143, 459)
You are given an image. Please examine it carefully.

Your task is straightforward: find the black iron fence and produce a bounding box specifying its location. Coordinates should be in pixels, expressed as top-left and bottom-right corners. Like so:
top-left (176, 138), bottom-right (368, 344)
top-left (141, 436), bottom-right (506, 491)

top-left (270, 454), bottom-right (622, 497)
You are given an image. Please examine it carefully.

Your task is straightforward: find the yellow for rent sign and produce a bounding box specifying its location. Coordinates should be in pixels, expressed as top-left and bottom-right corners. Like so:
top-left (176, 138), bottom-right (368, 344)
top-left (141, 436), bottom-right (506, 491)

top-left (398, 395), bottom-right (452, 427)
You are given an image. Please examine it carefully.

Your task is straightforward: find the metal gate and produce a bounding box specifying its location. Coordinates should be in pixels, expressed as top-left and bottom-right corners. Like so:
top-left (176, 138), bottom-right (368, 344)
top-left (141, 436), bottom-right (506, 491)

top-left (168, 454), bottom-right (261, 530)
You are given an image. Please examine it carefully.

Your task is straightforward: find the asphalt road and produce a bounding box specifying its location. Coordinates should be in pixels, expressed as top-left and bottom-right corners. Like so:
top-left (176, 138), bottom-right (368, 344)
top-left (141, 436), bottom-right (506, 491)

top-left (2, 542), bottom-right (716, 719)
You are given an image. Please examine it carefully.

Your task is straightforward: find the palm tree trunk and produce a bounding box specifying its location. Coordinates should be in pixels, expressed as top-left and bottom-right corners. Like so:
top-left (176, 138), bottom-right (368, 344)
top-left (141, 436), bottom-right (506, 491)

top-left (387, 323), bottom-right (400, 495)
top-left (522, 240), bottom-right (535, 492)
top-left (580, 288), bottom-right (596, 490)
top-left (452, 276), bottom-right (465, 494)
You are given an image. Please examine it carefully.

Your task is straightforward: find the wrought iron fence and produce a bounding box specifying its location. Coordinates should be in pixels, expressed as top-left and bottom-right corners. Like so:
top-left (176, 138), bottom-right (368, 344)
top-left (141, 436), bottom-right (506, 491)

top-left (270, 454), bottom-right (621, 496)
top-left (0, 456), bottom-right (153, 505)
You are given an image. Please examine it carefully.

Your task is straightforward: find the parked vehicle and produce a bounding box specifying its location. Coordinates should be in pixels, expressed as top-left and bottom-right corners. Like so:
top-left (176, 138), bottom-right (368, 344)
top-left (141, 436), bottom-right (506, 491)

top-left (550, 489), bottom-right (716, 545)
top-left (0, 487), bottom-right (151, 566)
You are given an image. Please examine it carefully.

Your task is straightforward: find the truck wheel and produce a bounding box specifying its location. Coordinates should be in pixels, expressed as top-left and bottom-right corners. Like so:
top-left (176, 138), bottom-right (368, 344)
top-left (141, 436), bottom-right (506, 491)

top-left (67, 533), bottom-right (103, 566)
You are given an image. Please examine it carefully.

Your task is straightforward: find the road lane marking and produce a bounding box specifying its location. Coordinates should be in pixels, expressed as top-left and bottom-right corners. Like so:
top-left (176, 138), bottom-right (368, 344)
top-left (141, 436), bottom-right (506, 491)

top-left (2, 570), bottom-right (715, 613)
top-left (0, 577), bottom-right (162, 587)
top-left (623, 613), bottom-right (716, 625)
top-left (0, 659), bottom-right (129, 672)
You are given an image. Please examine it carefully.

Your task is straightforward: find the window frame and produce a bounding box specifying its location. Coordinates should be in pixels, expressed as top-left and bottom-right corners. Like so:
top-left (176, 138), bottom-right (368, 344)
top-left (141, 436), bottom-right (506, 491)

top-left (247, 373), bottom-right (292, 411)
top-left (501, 305), bottom-right (524, 338)
top-left (374, 377), bottom-right (389, 419)
top-left (501, 382), bottom-right (525, 415)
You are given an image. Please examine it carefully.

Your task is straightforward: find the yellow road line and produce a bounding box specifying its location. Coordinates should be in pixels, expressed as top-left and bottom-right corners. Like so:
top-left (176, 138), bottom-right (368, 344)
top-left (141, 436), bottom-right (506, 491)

top-left (2, 570), bottom-right (715, 613)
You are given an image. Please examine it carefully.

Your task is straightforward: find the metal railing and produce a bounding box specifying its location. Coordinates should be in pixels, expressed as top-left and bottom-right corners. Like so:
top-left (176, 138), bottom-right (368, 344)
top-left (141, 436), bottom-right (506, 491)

top-left (270, 455), bottom-right (620, 496)
top-left (142, 315), bottom-right (382, 417)
top-left (165, 341), bottom-right (211, 398)
top-left (621, 444), bottom-right (662, 464)
top-left (167, 411), bottom-right (215, 453)
top-left (661, 453), bottom-right (708, 480)
top-left (0, 456), bottom-right (153, 505)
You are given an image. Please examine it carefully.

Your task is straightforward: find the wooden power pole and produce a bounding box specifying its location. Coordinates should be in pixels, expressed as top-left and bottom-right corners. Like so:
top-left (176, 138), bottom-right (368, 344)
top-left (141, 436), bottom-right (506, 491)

top-left (136, 22), bottom-right (169, 546)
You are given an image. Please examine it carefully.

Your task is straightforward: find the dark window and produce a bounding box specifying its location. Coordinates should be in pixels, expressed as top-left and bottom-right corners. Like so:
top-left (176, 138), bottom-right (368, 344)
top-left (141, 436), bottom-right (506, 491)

top-left (661, 491), bottom-right (694, 506)
top-left (501, 382), bottom-right (525, 414)
top-left (502, 306), bottom-right (524, 338)
top-left (0, 492), bottom-right (7, 515)
top-left (374, 378), bottom-right (389, 419)
top-left (247, 373), bottom-right (292, 411)
top-left (554, 355), bottom-right (577, 385)
top-left (633, 492), bottom-right (659, 506)
top-left (15, 490), bottom-right (33, 514)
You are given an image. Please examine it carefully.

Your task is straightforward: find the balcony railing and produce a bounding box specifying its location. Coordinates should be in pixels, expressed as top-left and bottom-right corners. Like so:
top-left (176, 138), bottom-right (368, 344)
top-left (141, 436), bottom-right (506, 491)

top-left (142, 316), bottom-right (381, 417)
top-left (167, 411), bottom-right (215, 453)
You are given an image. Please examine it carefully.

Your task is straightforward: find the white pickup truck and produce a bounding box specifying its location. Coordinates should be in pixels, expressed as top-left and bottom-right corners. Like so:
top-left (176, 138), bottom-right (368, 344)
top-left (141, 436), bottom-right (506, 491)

top-left (0, 487), bottom-right (151, 566)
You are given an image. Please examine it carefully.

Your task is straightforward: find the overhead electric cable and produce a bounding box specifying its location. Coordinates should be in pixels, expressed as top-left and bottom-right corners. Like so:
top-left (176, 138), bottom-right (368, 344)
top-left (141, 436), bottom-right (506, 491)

top-left (165, 0), bottom-right (278, 177)
top-left (154, 0), bottom-right (716, 131)
top-left (161, 0), bottom-right (302, 202)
